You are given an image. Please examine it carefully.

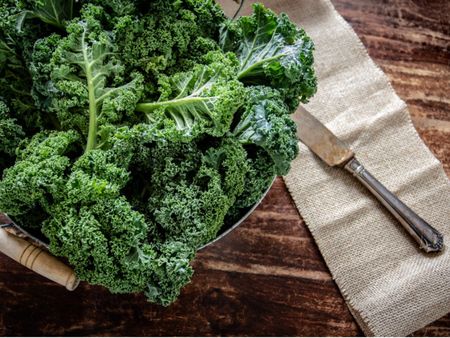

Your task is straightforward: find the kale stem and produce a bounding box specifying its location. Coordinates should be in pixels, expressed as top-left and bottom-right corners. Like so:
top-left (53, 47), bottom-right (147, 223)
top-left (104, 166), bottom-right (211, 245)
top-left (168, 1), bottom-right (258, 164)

top-left (238, 54), bottom-right (284, 80)
top-left (83, 30), bottom-right (97, 153)
top-left (136, 96), bottom-right (216, 113)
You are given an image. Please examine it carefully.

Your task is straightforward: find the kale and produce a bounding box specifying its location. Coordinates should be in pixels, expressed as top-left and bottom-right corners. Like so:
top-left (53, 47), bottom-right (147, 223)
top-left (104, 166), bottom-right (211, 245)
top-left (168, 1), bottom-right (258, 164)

top-left (136, 52), bottom-right (244, 141)
top-left (233, 86), bottom-right (298, 175)
top-left (220, 3), bottom-right (317, 110)
top-left (0, 0), bottom-right (317, 305)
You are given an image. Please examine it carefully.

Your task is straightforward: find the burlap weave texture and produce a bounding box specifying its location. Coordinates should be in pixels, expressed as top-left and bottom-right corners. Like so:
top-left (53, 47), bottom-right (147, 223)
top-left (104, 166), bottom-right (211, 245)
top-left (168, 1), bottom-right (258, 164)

top-left (222, 0), bottom-right (450, 336)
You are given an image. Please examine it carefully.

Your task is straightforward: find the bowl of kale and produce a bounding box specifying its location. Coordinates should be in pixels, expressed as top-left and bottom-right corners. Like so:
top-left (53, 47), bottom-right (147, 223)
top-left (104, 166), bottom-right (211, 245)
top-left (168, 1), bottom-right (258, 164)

top-left (0, 0), bottom-right (316, 305)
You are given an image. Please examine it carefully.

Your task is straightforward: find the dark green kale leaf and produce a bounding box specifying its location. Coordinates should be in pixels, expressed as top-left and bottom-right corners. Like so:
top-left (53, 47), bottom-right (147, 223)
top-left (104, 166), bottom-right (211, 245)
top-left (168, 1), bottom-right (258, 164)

top-left (0, 100), bottom-right (25, 174)
top-left (16, 0), bottom-right (76, 31)
top-left (144, 240), bottom-right (194, 306)
top-left (0, 130), bottom-right (80, 228)
top-left (136, 52), bottom-right (244, 141)
top-left (225, 147), bottom-right (276, 223)
top-left (30, 33), bottom-right (62, 113)
top-left (0, 1), bottom-right (58, 133)
top-left (47, 17), bottom-right (144, 150)
top-left (113, 0), bottom-right (225, 78)
top-left (125, 135), bottom-right (248, 251)
top-left (0, 100), bottom-right (24, 156)
top-left (149, 138), bottom-right (248, 249)
top-left (220, 3), bottom-right (317, 110)
top-left (232, 86), bottom-right (298, 176)
top-left (41, 125), bottom-right (196, 305)
top-left (43, 196), bottom-right (155, 294)
top-left (86, 0), bottom-right (140, 17)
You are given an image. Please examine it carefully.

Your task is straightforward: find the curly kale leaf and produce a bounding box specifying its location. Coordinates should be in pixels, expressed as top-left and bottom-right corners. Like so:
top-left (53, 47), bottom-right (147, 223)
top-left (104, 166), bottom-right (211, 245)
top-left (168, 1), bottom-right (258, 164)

top-left (0, 100), bottom-right (24, 156)
top-left (232, 86), bottom-right (298, 175)
top-left (30, 33), bottom-right (62, 112)
top-left (41, 126), bottom-right (195, 305)
top-left (225, 147), bottom-right (276, 223)
top-left (49, 19), bottom-right (144, 150)
top-left (0, 34), bottom-right (43, 132)
top-left (63, 124), bottom-right (154, 206)
top-left (43, 196), bottom-right (154, 293)
top-left (151, 138), bottom-right (248, 248)
top-left (0, 130), bottom-right (80, 228)
top-left (136, 55), bottom-right (244, 141)
top-left (113, 0), bottom-right (225, 77)
top-left (144, 240), bottom-right (194, 306)
top-left (113, 8), bottom-right (205, 76)
top-left (0, 100), bottom-right (25, 174)
top-left (85, 0), bottom-right (140, 17)
top-left (125, 137), bottom-right (247, 250)
top-left (16, 0), bottom-right (76, 31)
top-left (220, 3), bottom-right (317, 110)
top-left (40, 126), bottom-right (153, 294)
top-left (0, 4), bottom-right (44, 131)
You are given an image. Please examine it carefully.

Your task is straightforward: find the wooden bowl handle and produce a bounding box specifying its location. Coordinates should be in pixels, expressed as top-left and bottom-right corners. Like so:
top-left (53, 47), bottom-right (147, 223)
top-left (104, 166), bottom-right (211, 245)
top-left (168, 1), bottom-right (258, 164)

top-left (0, 228), bottom-right (80, 291)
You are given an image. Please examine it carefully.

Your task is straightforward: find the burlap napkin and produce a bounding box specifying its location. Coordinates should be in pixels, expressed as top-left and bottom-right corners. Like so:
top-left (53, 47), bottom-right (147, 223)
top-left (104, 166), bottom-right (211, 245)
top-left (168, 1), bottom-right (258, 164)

top-left (220, 0), bottom-right (450, 336)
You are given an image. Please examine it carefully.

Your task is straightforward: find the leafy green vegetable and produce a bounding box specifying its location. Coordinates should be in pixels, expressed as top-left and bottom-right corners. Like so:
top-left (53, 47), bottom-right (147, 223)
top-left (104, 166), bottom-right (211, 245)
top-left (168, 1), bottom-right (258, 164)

top-left (0, 17), bottom-right (35, 124)
top-left (148, 137), bottom-right (248, 248)
top-left (220, 3), bottom-right (317, 110)
top-left (227, 147), bottom-right (276, 222)
top-left (43, 196), bottom-right (152, 292)
top-left (1, 1), bottom-right (59, 134)
top-left (0, 130), bottom-right (79, 228)
top-left (29, 33), bottom-right (61, 112)
top-left (136, 54), bottom-right (244, 141)
top-left (233, 86), bottom-right (298, 175)
top-left (16, 0), bottom-right (75, 31)
top-left (0, 0), bottom-right (316, 306)
top-left (144, 240), bottom-right (194, 306)
top-left (48, 18), bottom-right (144, 150)
top-left (0, 100), bottom-right (24, 156)
top-left (0, 100), bottom-right (25, 174)
top-left (113, 0), bottom-right (225, 78)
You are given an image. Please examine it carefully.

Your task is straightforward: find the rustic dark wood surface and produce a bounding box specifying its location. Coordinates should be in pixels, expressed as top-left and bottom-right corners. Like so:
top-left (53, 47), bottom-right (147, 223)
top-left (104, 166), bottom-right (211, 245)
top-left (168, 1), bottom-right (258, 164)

top-left (1, 0), bottom-right (449, 336)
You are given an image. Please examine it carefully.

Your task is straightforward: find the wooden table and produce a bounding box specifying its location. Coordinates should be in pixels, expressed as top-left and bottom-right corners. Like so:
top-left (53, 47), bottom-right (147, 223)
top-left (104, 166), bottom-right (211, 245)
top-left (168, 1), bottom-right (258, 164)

top-left (0, 0), bottom-right (448, 336)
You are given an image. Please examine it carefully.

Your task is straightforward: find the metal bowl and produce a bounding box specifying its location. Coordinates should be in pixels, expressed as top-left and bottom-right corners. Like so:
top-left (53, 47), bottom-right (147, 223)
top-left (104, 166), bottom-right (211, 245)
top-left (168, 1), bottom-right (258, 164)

top-left (200, 176), bottom-right (275, 249)
top-left (1, 176), bottom-right (275, 250)
top-left (1, 0), bottom-right (265, 251)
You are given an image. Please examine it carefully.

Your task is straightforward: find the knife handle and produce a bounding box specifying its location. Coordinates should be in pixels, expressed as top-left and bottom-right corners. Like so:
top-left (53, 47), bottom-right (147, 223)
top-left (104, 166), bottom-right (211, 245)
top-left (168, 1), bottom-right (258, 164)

top-left (344, 157), bottom-right (444, 253)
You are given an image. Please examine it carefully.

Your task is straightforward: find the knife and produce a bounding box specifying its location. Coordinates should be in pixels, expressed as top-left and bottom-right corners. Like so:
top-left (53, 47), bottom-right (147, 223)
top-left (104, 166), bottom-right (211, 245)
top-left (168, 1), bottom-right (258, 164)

top-left (292, 106), bottom-right (444, 253)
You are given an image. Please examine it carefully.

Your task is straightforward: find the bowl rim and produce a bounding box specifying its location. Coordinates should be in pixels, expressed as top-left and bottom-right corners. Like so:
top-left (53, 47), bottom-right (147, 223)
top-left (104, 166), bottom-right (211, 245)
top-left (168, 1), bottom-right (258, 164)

top-left (199, 175), bottom-right (276, 250)
top-left (2, 176), bottom-right (277, 251)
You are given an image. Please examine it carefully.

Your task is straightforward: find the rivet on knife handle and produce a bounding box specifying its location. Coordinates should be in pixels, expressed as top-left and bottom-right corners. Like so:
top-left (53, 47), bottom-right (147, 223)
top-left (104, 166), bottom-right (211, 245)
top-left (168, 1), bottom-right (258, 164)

top-left (344, 157), bottom-right (444, 252)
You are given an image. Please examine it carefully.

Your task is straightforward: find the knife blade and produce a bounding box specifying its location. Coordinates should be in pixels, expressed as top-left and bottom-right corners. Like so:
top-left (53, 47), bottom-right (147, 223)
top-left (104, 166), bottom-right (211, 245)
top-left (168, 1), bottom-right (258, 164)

top-left (292, 106), bottom-right (354, 166)
top-left (292, 106), bottom-right (444, 253)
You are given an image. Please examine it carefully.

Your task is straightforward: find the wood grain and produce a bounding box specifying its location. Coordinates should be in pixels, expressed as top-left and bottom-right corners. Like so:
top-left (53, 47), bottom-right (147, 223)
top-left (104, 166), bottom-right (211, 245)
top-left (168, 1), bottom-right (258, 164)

top-left (0, 228), bottom-right (79, 291)
top-left (0, 0), bottom-right (448, 336)
top-left (333, 0), bottom-right (450, 174)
